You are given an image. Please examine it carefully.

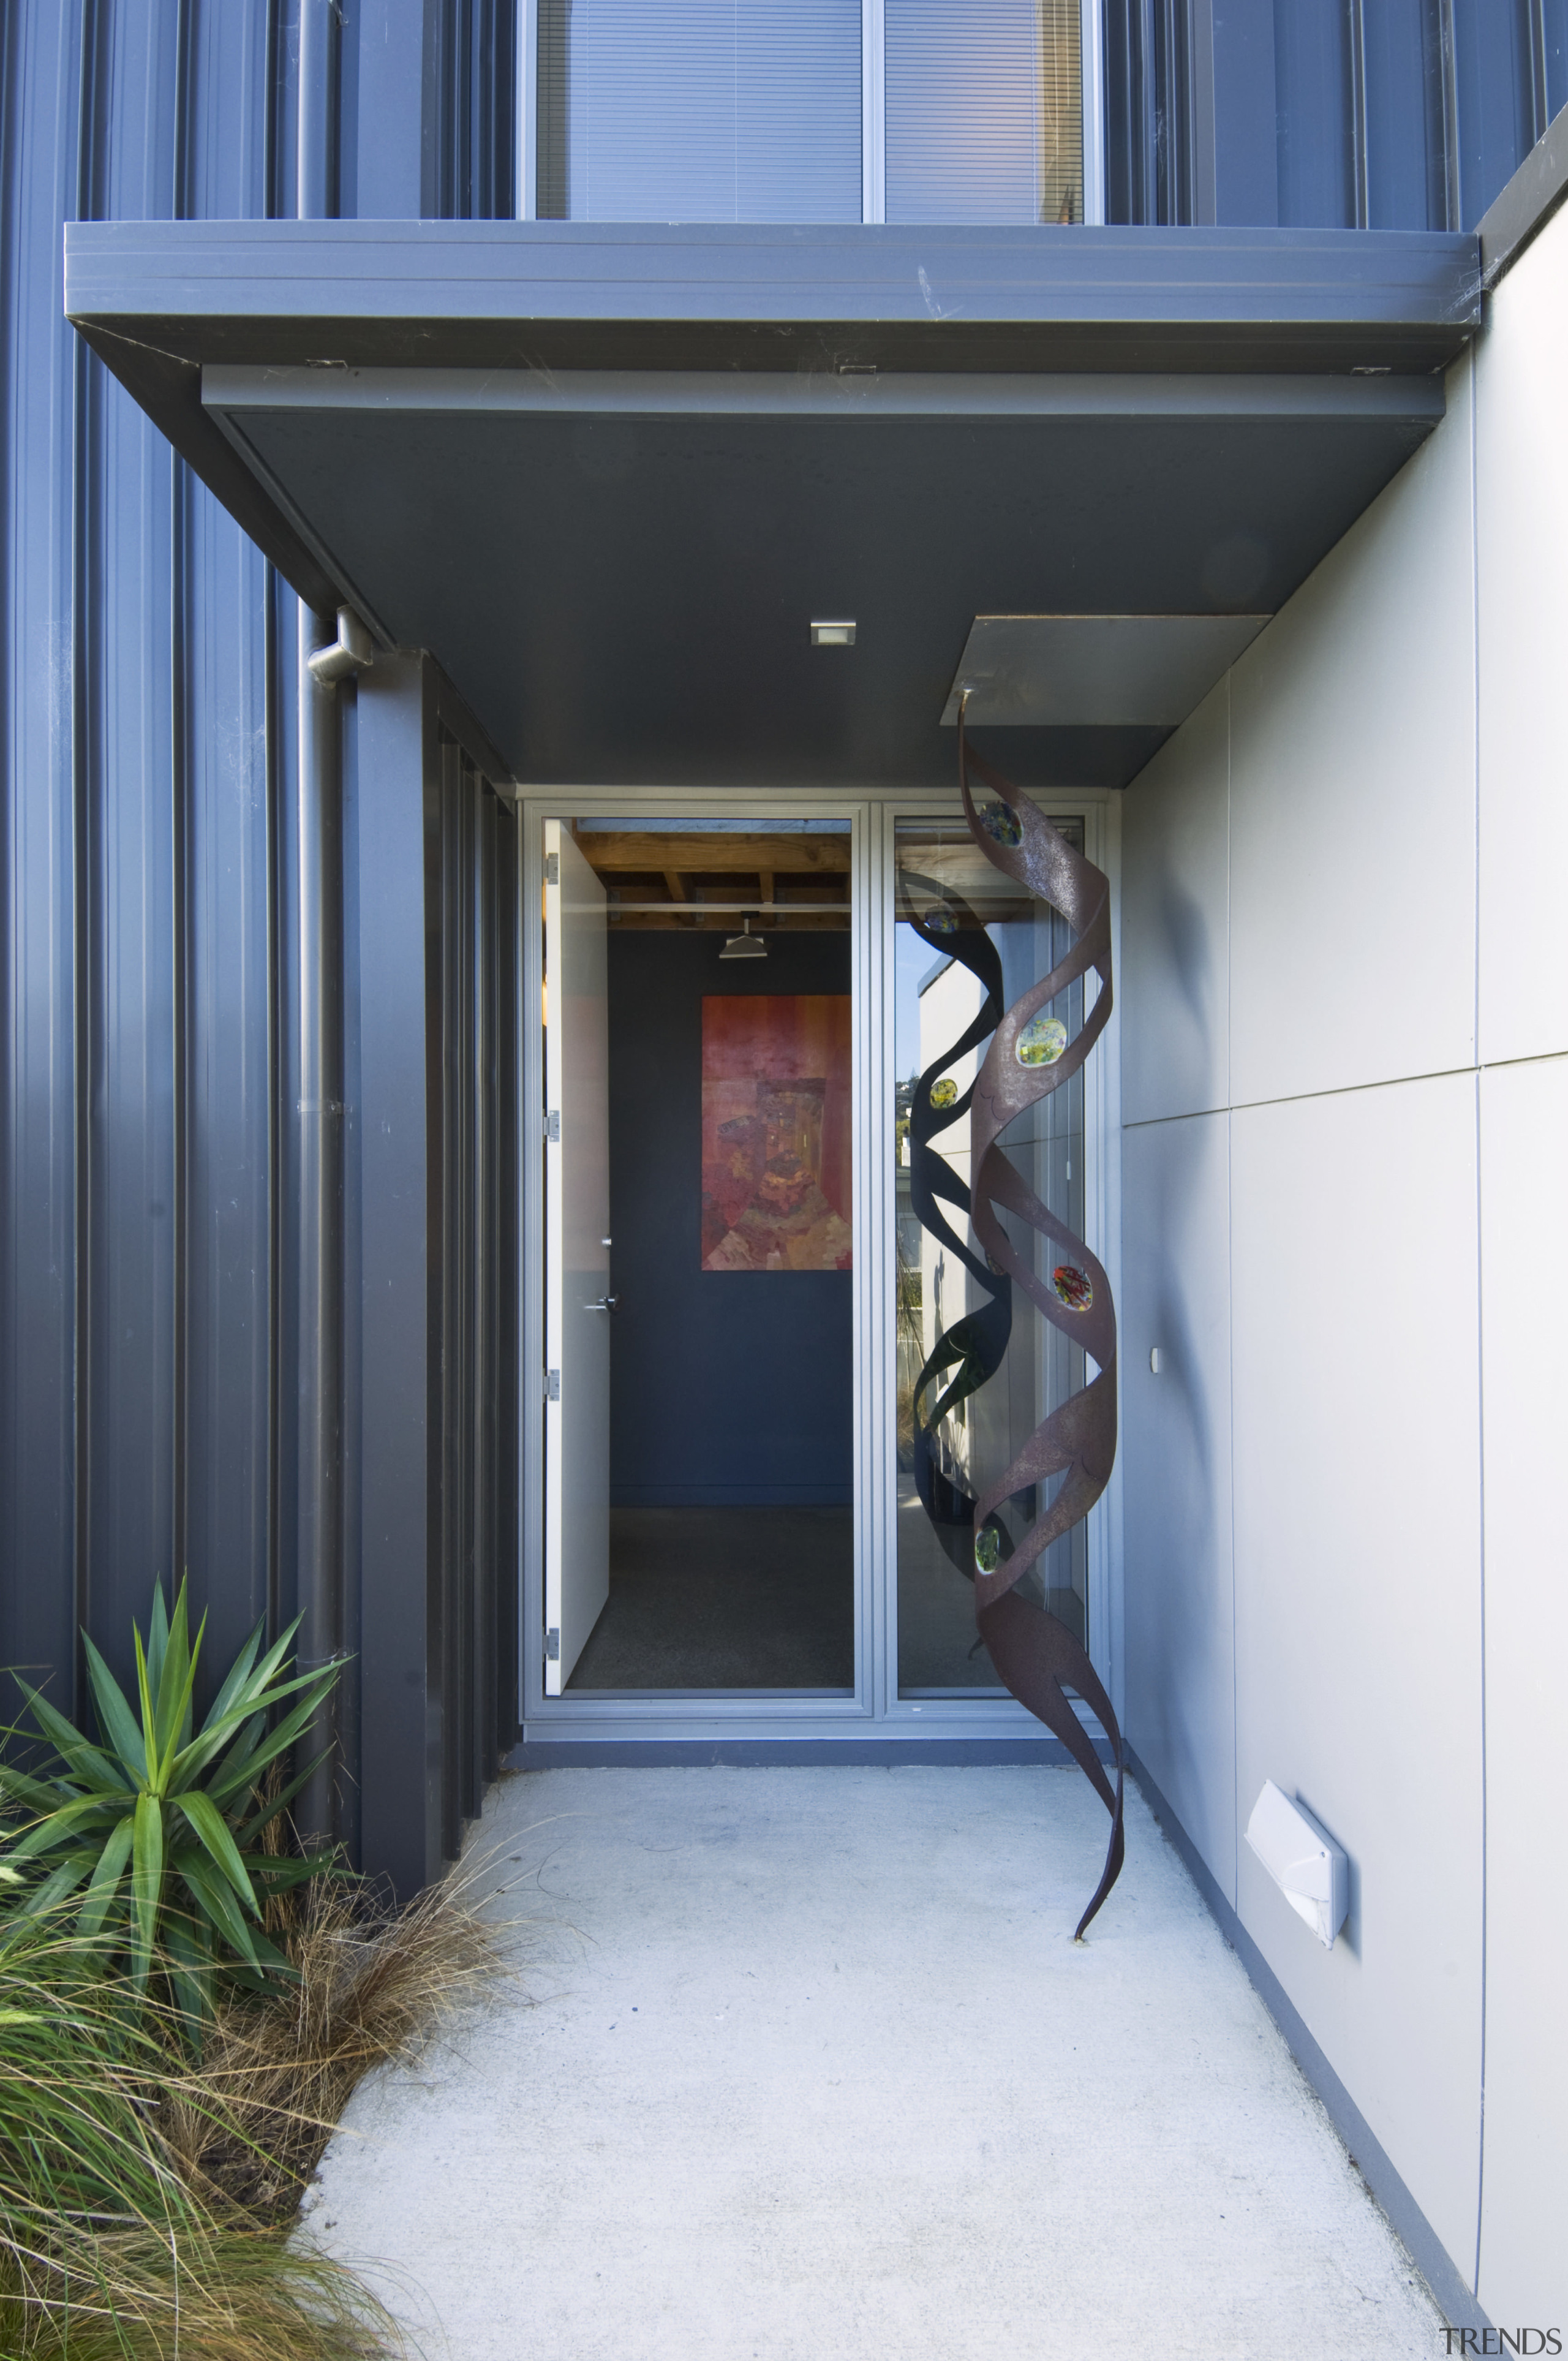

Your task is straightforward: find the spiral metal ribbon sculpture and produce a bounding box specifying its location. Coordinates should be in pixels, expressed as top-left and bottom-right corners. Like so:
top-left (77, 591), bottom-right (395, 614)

top-left (902, 710), bottom-right (1124, 1939)
top-left (899, 874), bottom-right (1014, 1573)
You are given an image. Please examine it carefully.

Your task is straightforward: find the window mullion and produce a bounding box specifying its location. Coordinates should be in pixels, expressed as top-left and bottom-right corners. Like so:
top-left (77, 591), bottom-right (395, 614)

top-left (863, 0), bottom-right (886, 221)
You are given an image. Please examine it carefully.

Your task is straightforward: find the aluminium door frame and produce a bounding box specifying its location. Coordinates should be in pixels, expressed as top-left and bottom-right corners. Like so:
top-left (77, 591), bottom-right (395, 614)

top-left (515, 782), bottom-right (1122, 1748)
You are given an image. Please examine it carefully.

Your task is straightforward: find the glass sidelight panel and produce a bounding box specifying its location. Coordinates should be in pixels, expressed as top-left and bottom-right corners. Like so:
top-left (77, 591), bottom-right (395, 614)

top-left (893, 814), bottom-right (1087, 1694)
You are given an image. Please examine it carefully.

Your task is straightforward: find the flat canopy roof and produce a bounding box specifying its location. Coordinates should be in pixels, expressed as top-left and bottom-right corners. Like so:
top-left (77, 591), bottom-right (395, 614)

top-left (67, 221), bottom-right (1480, 788)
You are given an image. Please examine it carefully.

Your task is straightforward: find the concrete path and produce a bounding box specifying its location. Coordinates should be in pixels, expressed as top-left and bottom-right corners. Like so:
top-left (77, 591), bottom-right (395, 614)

top-left (307, 1767), bottom-right (1444, 2360)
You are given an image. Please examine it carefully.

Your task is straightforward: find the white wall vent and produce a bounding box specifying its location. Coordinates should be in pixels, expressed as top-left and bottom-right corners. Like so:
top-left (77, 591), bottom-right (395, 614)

top-left (1244, 1780), bottom-right (1349, 1950)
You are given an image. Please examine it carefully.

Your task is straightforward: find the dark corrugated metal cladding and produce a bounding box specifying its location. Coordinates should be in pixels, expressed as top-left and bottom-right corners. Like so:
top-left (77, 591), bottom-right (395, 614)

top-left (2, 0), bottom-right (518, 1895)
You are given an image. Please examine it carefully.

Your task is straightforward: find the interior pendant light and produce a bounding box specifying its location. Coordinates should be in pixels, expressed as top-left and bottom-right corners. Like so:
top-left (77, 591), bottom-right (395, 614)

top-left (718, 915), bottom-right (767, 961)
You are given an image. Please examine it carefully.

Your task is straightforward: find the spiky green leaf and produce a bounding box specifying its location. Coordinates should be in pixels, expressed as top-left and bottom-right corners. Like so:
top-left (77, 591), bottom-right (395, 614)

top-left (161, 1906), bottom-right (217, 2028)
top-left (146, 1578), bottom-right (170, 1700)
top-left (75, 1813), bottom-right (135, 1940)
top-left (174, 1706), bottom-right (267, 1800)
top-left (129, 1792), bottom-right (164, 1995)
top-left (79, 1633), bottom-right (150, 1783)
top-left (176, 1850), bottom-right (264, 1971)
top-left (27, 1853), bottom-right (96, 1913)
top-left (173, 1790), bottom-right (257, 1916)
top-left (0, 1760), bottom-right (71, 1815)
top-left (233, 1747), bottom-right (331, 1846)
top-left (152, 1593), bottom-right (203, 1774)
top-left (150, 1581), bottom-right (189, 1758)
top-left (198, 1613), bottom-right (265, 1733)
top-left (17, 1674), bottom-right (132, 1793)
top-left (208, 1612), bottom-right (306, 1724)
top-left (6, 1793), bottom-right (127, 1861)
top-left (133, 1626), bottom-right (161, 1792)
top-left (247, 1848), bottom-right (336, 1894)
top-left (175, 1663), bottom-right (341, 1796)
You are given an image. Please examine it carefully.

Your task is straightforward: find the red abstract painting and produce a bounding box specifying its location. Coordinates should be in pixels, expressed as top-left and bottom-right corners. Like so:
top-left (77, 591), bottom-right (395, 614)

top-left (700, 995), bottom-right (852, 1271)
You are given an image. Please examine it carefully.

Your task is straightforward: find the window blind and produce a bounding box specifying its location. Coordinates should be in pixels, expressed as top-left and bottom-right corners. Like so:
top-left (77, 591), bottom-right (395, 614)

top-left (884, 0), bottom-right (1083, 224)
top-left (537, 0), bottom-right (862, 222)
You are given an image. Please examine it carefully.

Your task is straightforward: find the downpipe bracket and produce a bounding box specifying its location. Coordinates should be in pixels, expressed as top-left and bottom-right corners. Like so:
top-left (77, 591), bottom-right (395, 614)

top-left (306, 604), bottom-right (375, 686)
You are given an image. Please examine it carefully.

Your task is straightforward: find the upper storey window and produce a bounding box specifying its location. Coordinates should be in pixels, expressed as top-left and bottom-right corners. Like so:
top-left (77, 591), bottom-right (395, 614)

top-left (532, 0), bottom-right (1088, 225)
top-left (536, 0), bottom-right (863, 222)
top-left (886, 0), bottom-right (1082, 223)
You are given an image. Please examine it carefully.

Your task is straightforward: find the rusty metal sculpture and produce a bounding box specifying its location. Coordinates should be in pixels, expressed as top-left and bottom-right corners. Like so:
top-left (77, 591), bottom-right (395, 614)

top-left (899, 872), bottom-right (1014, 1577)
top-left (943, 708), bottom-right (1124, 1936)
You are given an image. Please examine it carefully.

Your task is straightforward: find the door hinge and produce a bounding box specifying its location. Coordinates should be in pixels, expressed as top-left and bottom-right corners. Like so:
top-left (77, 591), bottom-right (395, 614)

top-left (545, 852), bottom-right (559, 885)
top-left (546, 1627), bottom-right (560, 1661)
top-left (546, 1369), bottom-right (560, 1401)
top-left (546, 1109), bottom-right (560, 1143)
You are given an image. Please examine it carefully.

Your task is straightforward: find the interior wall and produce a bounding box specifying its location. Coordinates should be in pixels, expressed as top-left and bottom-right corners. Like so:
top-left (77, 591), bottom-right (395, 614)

top-left (606, 931), bottom-right (853, 1509)
top-left (1120, 196), bottom-right (1568, 2326)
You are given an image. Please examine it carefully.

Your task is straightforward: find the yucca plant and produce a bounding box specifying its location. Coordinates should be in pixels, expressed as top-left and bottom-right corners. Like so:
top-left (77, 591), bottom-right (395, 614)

top-left (0, 1582), bottom-right (344, 2023)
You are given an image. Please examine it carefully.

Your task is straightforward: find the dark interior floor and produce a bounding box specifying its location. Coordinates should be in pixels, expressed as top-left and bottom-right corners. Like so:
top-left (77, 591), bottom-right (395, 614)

top-left (567, 1505), bottom-right (854, 1690)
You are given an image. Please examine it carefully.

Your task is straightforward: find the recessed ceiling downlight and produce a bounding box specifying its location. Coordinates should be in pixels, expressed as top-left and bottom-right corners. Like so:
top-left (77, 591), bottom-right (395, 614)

top-left (810, 619), bottom-right (856, 647)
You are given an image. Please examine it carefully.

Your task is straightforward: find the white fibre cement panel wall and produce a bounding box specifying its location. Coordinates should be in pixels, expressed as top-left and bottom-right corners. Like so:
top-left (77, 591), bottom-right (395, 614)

top-left (1475, 1055), bottom-right (1568, 2324)
top-left (1476, 205), bottom-right (1568, 1070)
top-left (1121, 200), bottom-right (1568, 2323)
top-left (1231, 1075), bottom-right (1484, 2274)
top-left (1120, 346), bottom-right (1491, 2308)
top-left (1228, 356), bottom-right (1477, 1108)
top-left (1121, 1110), bottom-right (1235, 1902)
top-left (1120, 678), bottom-right (1230, 1128)
top-left (1469, 195), bottom-right (1568, 2326)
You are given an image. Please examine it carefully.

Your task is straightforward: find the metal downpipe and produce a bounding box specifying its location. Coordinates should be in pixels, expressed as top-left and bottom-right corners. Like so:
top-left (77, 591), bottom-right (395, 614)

top-left (292, 0), bottom-right (345, 1840)
top-left (293, 603), bottom-right (346, 1843)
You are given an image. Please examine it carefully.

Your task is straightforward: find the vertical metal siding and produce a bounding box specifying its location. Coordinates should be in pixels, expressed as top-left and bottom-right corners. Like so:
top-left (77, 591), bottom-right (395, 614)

top-left (80, 0), bottom-right (182, 1687)
top-left (1, 0), bottom-right (89, 1711)
top-left (1, 0), bottom-right (517, 1891)
top-left (1119, 1), bottom-right (1553, 230)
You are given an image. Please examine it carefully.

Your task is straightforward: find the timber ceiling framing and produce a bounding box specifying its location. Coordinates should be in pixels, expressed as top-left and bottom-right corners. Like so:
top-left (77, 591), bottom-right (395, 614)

top-left (576, 828), bottom-right (850, 929)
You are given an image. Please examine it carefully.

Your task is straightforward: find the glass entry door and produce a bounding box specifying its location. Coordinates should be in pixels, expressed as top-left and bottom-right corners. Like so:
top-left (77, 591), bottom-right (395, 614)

top-left (521, 790), bottom-right (1110, 1742)
top-left (538, 813), bottom-right (856, 1696)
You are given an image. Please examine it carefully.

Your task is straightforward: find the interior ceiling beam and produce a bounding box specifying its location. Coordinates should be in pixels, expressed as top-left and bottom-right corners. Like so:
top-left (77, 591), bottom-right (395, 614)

top-left (584, 833), bottom-right (850, 874)
top-left (601, 878), bottom-right (848, 905)
top-left (608, 909), bottom-right (848, 929)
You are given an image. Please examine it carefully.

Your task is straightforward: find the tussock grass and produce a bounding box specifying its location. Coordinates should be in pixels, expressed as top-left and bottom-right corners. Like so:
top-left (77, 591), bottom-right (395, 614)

top-left (159, 1857), bottom-right (505, 2222)
top-left (1, 1857), bottom-right (508, 2354)
top-left (1, 2227), bottom-right (404, 2360)
top-left (0, 1917), bottom-right (197, 2333)
top-left (0, 1910), bottom-right (405, 2357)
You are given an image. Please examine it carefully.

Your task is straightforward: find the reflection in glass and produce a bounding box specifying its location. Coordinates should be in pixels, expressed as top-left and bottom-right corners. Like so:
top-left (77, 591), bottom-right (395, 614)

top-left (885, 0), bottom-right (1083, 225)
top-left (537, 0), bottom-right (862, 223)
top-left (894, 814), bottom-right (1087, 1694)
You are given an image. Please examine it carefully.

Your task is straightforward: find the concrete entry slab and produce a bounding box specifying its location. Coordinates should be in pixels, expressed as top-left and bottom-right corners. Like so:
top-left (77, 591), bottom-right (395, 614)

top-left (306, 1768), bottom-right (1443, 2359)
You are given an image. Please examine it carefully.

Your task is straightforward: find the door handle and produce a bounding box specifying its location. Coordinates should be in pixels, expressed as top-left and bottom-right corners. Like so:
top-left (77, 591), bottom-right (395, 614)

top-left (586, 1294), bottom-right (619, 1313)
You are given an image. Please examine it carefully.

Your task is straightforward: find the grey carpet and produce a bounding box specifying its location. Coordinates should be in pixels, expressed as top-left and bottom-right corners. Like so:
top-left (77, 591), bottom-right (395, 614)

top-left (567, 1505), bottom-right (854, 1690)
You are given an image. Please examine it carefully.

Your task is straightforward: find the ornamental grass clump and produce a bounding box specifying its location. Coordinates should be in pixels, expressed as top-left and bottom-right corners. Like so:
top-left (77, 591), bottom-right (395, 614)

top-left (1, 1579), bottom-right (341, 2024)
top-left (0, 1579), bottom-right (511, 2355)
top-left (0, 1905), bottom-right (405, 2360)
top-left (160, 1856), bottom-right (505, 2221)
